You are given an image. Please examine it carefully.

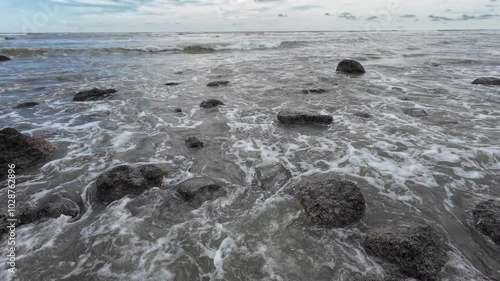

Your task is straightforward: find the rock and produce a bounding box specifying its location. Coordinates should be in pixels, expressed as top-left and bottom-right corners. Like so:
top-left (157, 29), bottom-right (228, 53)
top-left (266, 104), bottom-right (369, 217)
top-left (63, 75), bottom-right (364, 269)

top-left (200, 99), bottom-right (224, 109)
top-left (404, 108), bottom-right (427, 117)
top-left (18, 195), bottom-right (81, 225)
top-left (0, 55), bottom-right (11, 62)
top-left (473, 200), bottom-right (500, 245)
top-left (301, 89), bottom-right (327, 94)
top-left (277, 109), bottom-right (333, 125)
top-left (174, 108), bottom-right (183, 113)
top-left (165, 82), bottom-right (180, 86)
top-left (73, 88), bottom-right (117, 102)
top-left (176, 177), bottom-right (226, 207)
top-left (0, 128), bottom-right (55, 178)
top-left (207, 81), bottom-right (230, 87)
top-left (354, 112), bottom-right (372, 118)
top-left (15, 102), bottom-right (40, 109)
top-left (295, 176), bottom-right (366, 228)
top-left (362, 224), bottom-right (447, 281)
top-left (336, 59), bottom-right (366, 74)
top-left (472, 77), bottom-right (500, 86)
top-left (185, 137), bottom-right (204, 149)
top-left (95, 164), bottom-right (167, 205)
top-left (254, 163), bottom-right (292, 190)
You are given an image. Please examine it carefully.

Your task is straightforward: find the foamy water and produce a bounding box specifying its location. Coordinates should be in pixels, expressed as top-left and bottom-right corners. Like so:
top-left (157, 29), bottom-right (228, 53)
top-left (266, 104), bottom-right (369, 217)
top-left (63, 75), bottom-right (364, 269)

top-left (1, 31), bottom-right (500, 280)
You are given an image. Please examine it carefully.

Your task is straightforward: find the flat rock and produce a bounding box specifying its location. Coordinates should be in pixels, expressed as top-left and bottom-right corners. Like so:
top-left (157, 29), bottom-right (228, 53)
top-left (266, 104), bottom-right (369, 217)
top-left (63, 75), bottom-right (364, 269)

top-left (336, 59), bottom-right (366, 74)
top-left (362, 224), bottom-right (447, 281)
top-left (295, 176), bottom-right (366, 228)
top-left (301, 89), bottom-right (327, 94)
top-left (165, 82), bottom-right (180, 86)
top-left (0, 128), bottom-right (56, 179)
top-left (277, 109), bottom-right (333, 125)
top-left (185, 137), bottom-right (204, 149)
top-left (176, 177), bottom-right (226, 208)
top-left (207, 81), bottom-right (230, 87)
top-left (73, 88), bottom-right (117, 102)
top-left (473, 200), bottom-right (500, 245)
top-left (472, 77), bottom-right (500, 86)
top-left (404, 108), bottom-right (427, 117)
top-left (200, 99), bottom-right (224, 109)
top-left (15, 102), bottom-right (40, 109)
top-left (0, 55), bottom-right (11, 62)
top-left (95, 164), bottom-right (167, 205)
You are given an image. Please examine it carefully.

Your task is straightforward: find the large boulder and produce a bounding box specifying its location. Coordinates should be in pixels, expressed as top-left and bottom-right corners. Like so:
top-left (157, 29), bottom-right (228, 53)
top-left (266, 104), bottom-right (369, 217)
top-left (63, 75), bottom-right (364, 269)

top-left (362, 224), bottom-right (447, 281)
top-left (200, 99), bottom-right (224, 109)
top-left (473, 200), bottom-right (500, 245)
top-left (277, 109), bottom-right (333, 125)
top-left (0, 55), bottom-right (11, 62)
top-left (176, 177), bottom-right (226, 208)
top-left (207, 81), bottom-right (229, 87)
top-left (0, 128), bottom-right (55, 178)
top-left (73, 88), bottom-right (117, 102)
top-left (15, 102), bottom-right (39, 109)
top-left (95, 164), bottom-right (167, 205)
top-left (295, 176), bottom-right (366, 228)
top-left (336, 59), bottom-right (366, 74)
top-left (472, 77), bottom-right (500, 86)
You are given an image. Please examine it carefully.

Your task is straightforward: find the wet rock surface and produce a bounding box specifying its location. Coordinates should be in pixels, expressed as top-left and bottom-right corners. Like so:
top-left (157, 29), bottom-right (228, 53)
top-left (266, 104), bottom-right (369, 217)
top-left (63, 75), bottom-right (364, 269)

top-left (175, 177), bottom-right (226, 208)
top-left (254, 163), bottom-right (292, 190)
top-left (73, 88), bottom-right (117, 101)
top-left (15, 102), bottom-right (40, 109)
top-left (165, 82), bottom-right (180, 86)
top-left (174, 108), bottom-right (183, 113)
top-left (336, 59), bottom-right (366, 74)
top-left (404, 108), bottom-right (428, 117)
top-left (362, 224), bottom-right (447, 281)
top-left (0, 55), bottom-right (11, 62)
top-left (473, 200), bottom-right (500, 245)
top-left (301, 89), bottom-right (327, 94)
top-left (18, 195), bottom-right (82, 225)
top-left (472, 77), bottom-right (500, 86)
top-left (200, 99), bottom-right (224, 108)
top-left (354, 112), bottom-right (373, 118)
top-left (277, 109), bottom-right (333, 125)
top-left (207, 81), bottom-right (229, 87)
top-left (185, 137), bottom-right (204, 149)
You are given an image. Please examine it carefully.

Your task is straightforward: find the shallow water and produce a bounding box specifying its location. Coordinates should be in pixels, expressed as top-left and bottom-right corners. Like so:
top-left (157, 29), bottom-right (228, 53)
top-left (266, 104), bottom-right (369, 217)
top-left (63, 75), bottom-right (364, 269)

top-left (1, 31), bottom-right (500, 281)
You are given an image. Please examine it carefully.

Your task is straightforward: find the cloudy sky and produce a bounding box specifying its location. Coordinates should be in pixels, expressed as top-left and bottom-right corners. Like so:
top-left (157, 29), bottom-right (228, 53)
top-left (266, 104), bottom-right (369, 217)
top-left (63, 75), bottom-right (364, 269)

top-left (1, 0), bottom-right (499, 32)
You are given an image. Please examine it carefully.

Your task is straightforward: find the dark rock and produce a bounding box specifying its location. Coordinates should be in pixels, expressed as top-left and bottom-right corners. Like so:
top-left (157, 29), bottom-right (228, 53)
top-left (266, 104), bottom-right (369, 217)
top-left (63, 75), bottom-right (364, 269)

top-left (362, 224), bottom-right (447, 281)
top-left (404, 108), bottom-right (427, 117)
top-left (207, 81), bottom-right (230, 87)
top-left (95, 165), bottom-right (167, 205)
top-left (165, 82), bottom-right (180, 86)
top-left (18, 195), bottom-right (81, 225)
top-left (302, 89), bottom-right (327, 94)
top-left (15, 102), bottom-right (40, 109)
top-left (473, 200), bottom-right (500, 245)
top-left (174, 108), bottom-right (183, 113)
top-left (336, 59), bottom-right (366, 74)
top-left (185, 137), bottom-right (204, 149)
top-left (0, 128), bottom-right (55, 178)
top-left (295, 176), bottom-right (366, 228)
top-left (277, 109), bottom-right (333, 125)
top-left (73, 88), bottom-right (117, 102)
top-left (0, 55), bottom-right (11, 62)
top-left (200, 99), bottom-right (224, 109)
top-left (472, 77), bottom-right (500, 86)
top-left (176, 177), bottom-right (226, 207)
top-left (354, 112), bottom-right (372, 118)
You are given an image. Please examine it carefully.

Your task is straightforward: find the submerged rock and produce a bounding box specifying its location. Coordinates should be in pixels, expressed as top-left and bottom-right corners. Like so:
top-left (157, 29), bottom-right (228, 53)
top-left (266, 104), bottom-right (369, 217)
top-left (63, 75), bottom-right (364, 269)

top-left (277, 109), bottom-right (333, 125)
top-left (301, 89), bottom-right (327, 94)
top-left (176, 177), bottom-right (226, 207)
top-left (295, 176), bottom-right (366, 228)
top-left (473, 200), bottom-right (500, 245)
top-left (15, 102), bottom-right (40, 109)
top-left (254, 163), bottom-right (292, 190)
top-left (0, 128), bottom-right (55, 178)
top-left (207, 81), bottom-right (230, 87)
top-left (404, 108), bottom-right (427, 117)
top-left (185, 137), bottom-right (204, 149)
top-left (73, 88), bottom-right (117, 102)
top-left (362, 224), bottom-right (447, 281)
top-left (472, 77), bottom-right (500, 86)
top-left (174, 108), bottom-right (183, 113)
top-left (354, 112), bottom-right (372, 118)
top-left (200, 99), bottom-right (224, 109)
top-left (336, 59), bottom-right (366, 74)
top-left (0, 55), bottom-right (11, 62)
top-left (165, 82), bottom-right (180, 86)
top-left (18, 195), bottom-right (81, 225)
top-left (95, 164), bottom-right (167, 205)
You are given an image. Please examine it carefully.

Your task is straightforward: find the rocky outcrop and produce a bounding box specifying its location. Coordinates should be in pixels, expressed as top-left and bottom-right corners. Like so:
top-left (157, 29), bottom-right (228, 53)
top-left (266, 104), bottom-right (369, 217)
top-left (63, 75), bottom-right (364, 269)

top-left (15, 102), bottom-right (39, 109)
top-left (175, 177), bottom-right (226, 208)
top-left (200, 99), bottom-right (224, 109)
top-left (301, 89), bottom-right (327, 94)
top-left (165, 82), bottom-right (180, 86)
top-left (73, 88), bottom-right (117, 102)
top-left (277, 109), bottom-right (333, 125)
top-left (0, 128), bottom-right (55, 179)
top-left (362, 224), bottom-right (447, 281)
top-left (354, 112), bottom-right (372, 118)
top-left (185, 137), bottom-right (204, 149)
top-left (473, 200), bottom-right (500, 245)
top-left (295, 176), bottom-right (366, 228)
top-left (472, 77), bottom-right (500, 86)
top-left (336, 59), bottom-right (366, 74)
top-left (207, 81), bottom-right (229, 87)
top-left (404, 108), bottom-right (427, 117)
top-left (0, 55), bottom-right (11, 62)
top-left (94, 165), bottom-right (167, 205)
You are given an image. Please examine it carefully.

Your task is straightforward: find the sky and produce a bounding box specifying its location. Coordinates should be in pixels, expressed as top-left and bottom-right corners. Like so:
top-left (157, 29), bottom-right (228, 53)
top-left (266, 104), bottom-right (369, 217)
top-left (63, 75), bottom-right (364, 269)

top-left (1, 0), bottom-right (499, 32)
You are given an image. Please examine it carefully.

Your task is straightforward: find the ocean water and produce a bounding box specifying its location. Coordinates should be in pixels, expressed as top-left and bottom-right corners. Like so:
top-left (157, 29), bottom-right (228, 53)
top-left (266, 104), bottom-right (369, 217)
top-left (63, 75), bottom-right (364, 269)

top-left (0, 31), bottom-right (499, 280)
